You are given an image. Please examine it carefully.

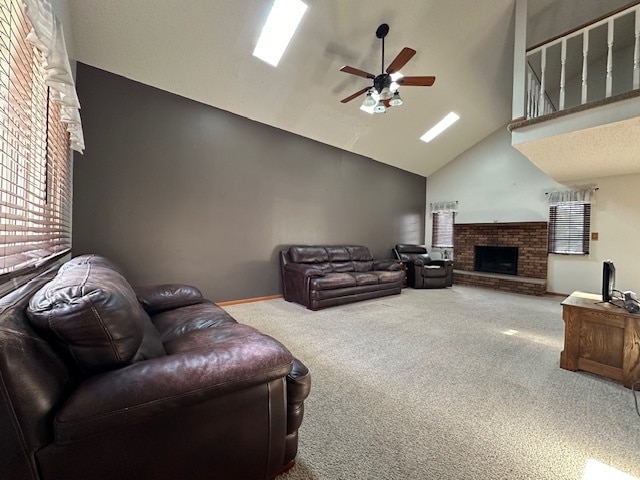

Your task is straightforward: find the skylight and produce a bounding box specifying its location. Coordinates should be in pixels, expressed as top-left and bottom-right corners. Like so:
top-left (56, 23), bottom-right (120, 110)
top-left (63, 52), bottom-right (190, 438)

top-left (420, 112), bottom-right (460, 143)
top-left (253, 0), bottom-right (308, 67)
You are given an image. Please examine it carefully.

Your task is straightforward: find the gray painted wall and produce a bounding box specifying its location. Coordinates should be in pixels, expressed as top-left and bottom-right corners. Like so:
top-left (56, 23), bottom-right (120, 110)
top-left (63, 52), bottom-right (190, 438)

top-left (72, 64), bottom-right (425, 302)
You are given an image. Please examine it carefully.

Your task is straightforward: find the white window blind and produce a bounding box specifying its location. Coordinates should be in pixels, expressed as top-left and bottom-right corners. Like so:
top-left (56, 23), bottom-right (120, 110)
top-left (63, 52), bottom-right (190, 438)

top-left (0, 0), bottom-right (71, 279)
top-left (432, 212), bottom-right (454, 248)
top-left (548, 203), bottom-right (591, 255)
top-left (430, 201), bottom-right (457, 249)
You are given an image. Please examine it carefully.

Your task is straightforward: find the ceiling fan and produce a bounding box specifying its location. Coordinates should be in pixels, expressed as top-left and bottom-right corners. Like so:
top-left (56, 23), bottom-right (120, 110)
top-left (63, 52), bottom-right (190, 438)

top-left (339, 23), bottom-right (435, 113)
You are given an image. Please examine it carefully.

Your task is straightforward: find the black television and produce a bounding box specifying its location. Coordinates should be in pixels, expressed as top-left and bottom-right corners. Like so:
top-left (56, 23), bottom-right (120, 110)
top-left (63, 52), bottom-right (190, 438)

top-left (602, 260), bottom-right (616, 303)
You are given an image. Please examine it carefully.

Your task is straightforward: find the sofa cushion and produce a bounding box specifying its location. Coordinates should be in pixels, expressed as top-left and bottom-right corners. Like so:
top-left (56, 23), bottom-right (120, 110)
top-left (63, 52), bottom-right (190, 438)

top-left (400, 253), bottom-right (430, 263)
top-left (309, 273), bottom-right (356, 290)
top-left (326, 246), bottom-right (350, 262)
top-left (27, 260), bottom-right (153, 372)
top-left (152, 302), bottom-right (238, 342)
top-left (58, 253), bottom-right (122, 273)
top-left (396, 244), bottom-right (428, 254)
top-left (331, 261), bottom-right (353, 273)
top-left (346, 246), bottom-right (373, 261)
top-left (352, 260), bottom-right (374, 272)
top-left (289, 246), bottom-right (328, 263)
top-left (370, 270), bottom-right (405, 284)
top-left (350, 272), bottom-right (378, 286)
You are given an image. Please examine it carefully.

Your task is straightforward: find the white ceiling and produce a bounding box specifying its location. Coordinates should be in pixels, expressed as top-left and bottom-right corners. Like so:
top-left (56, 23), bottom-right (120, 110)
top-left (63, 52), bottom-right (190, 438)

top-left (64, 0), bottom-right (627, 178)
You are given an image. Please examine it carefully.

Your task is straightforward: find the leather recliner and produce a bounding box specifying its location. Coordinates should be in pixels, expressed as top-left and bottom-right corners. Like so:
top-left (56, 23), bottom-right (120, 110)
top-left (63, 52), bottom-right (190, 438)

top-left (393, 244), bottom-right (453, 289)
top-left (0, 254), bottom-right (310, 480)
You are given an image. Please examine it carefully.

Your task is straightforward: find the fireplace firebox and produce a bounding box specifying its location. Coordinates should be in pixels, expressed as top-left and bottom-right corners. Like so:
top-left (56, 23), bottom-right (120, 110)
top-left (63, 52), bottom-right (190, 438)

top-left (474, 246), bottom-right (518, 276)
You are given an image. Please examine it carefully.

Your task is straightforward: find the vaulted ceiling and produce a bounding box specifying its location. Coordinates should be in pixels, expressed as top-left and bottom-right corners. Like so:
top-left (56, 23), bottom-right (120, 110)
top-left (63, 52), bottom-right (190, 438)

top-left (63, 0), bottom-right (633, 178)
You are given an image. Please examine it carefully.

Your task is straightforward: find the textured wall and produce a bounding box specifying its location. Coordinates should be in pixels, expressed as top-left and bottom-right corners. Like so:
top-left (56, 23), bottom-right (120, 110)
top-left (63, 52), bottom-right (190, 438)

top-left (72, 64), bottom-right (425, 302)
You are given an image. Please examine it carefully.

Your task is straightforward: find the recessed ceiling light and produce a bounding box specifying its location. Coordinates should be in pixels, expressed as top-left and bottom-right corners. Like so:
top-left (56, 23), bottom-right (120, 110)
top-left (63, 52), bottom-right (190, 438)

top-left (253, 0), bottom-right (308, 67)
top-left (420, 112), bottom-right (460, 143)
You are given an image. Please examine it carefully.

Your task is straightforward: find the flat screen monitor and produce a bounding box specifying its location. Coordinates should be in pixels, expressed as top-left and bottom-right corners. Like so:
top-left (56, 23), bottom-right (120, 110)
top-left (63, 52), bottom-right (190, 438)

top-left (602, 260), bottom-right (615, 303)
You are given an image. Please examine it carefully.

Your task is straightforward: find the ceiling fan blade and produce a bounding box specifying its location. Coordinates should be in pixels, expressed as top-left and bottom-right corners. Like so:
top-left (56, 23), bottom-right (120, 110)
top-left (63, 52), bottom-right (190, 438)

top-left (340, 65), bottom-right (375, 79)
top-left (386, 47), bottom-right (417, 74)
top-left (340, 86), bottom-right (371, 103)
top-left (397, 76), bottom-right (436, 86)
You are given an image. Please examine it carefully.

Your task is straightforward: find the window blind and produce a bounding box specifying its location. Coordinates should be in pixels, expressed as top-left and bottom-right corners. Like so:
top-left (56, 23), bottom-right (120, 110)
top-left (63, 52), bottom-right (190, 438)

top-left (432, 211), bottom-right (454, 248)
top-left (0, 0), bottom-right (71, 278)
top-left (548, 203), bottom-right (591, 255)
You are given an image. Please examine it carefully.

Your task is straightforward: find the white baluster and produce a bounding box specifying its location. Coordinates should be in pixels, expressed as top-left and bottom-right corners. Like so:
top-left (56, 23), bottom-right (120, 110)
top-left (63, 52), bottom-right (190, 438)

top-left (539, 47), bottom-right (547, 115)
top-left (526, 70), bottom-right (533, 118)
top-left (560, 39), bottom-right (567, 110)
top-left (634, 8), bottom-right (640, 89)
top-left (606, 19), bottom-right (614, 97)
top-left (582, 31), bottom-right (589, 104)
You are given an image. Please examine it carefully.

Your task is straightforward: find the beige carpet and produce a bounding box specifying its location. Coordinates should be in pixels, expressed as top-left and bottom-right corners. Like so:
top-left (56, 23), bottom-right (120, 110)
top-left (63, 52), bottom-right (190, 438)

top-left (223, 286), bottom-right (640, 480)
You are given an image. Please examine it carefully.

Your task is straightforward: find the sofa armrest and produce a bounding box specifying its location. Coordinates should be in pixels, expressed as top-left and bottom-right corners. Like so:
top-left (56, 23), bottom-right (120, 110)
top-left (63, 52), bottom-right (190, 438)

top-left (54, 335), bottom-right (294, 443)
top-left (283, 263), bottom-right (326, 277)
top-left (429, 259), bottom-right (453, 268)
top-left (134, 284), bottom-right (205, 314)
top-left (373, 259), bottom-right (402, 271)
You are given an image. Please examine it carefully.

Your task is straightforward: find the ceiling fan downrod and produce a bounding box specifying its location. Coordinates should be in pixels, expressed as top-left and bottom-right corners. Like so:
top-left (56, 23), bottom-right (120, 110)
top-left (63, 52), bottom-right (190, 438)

top-left (376, 23), bottom-right (389, 75)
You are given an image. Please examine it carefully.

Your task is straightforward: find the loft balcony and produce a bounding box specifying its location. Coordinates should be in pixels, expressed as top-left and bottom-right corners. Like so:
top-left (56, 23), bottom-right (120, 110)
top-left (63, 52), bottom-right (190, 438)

top-left (509, 2), bottom-right (640, 182)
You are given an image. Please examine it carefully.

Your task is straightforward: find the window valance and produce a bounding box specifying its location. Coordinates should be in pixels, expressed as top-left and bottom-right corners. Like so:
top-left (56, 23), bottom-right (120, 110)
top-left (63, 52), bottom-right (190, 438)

top-left (429, 201), bottom-right (458, 214)
top-left (547, 185), bottom-right (597, 206)
top-left (23, 0), bottom-right (84, 152)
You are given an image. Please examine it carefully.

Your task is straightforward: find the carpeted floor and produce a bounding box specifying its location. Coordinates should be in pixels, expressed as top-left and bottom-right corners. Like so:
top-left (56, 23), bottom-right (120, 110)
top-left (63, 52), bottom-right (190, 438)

top-left (223, 286), bottom-right (640, 480)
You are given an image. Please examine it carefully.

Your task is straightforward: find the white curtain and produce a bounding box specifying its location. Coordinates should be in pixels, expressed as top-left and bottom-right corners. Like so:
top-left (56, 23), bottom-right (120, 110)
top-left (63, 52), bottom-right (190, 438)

top-left (547, 184), bottom-right (597, 206)
top-left (429, 200), bottom-right (458, 214)
top-left (23, 0), bottom-right (84, 153)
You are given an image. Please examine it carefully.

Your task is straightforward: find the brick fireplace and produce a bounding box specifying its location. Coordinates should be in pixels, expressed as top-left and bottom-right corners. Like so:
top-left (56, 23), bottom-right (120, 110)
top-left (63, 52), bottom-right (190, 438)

top-left (453, 222), bottom-right (548, 295)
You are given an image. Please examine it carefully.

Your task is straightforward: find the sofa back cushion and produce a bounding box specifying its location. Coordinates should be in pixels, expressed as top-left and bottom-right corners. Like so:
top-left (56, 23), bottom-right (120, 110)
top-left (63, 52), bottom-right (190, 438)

top-left (346, 246), bottom-right (373, 261)
top-left (289, 246), bottom-right (329, 264)
top-left (287, 245), bottom-right (377, 272)
top-left (326, 246), bottom-right (350, 262)
top-left (27, 255), bottom-right (159, 372)
top-left (394, 244), bottom-right (430, 263)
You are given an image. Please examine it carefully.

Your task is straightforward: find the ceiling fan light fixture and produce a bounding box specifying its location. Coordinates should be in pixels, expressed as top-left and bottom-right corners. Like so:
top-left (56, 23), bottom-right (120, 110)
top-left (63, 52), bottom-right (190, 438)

top-left (362, 90), bottom-right (377, 107)
top-left (389, 91), bottom-right (403, 106)
top-left (338, 24), bottom-right (435, 113)
top-left (379, 86), bottom-right (393, 100)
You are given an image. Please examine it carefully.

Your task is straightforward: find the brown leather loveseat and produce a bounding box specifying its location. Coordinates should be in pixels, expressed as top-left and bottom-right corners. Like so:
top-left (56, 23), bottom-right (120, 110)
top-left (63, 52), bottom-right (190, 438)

top-left (0, 254), bottom-right (310, 480)
top-left (280, 245), bottom-right (404, 310)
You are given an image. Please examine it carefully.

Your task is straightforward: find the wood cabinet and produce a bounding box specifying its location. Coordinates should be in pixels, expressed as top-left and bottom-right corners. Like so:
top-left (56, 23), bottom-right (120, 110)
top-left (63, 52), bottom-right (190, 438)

top-left (561, 291), bottom-right (640, 388)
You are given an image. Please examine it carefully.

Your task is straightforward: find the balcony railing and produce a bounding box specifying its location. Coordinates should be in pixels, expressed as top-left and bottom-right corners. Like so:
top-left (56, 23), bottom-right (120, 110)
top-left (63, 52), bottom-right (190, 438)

top-left (525, 2), bottom-right (640, 120)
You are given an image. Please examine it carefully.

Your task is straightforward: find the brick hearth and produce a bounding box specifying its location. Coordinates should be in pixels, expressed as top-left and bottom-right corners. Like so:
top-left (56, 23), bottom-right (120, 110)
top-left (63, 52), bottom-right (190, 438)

top-left (453, 222), bottom-right (548, 295)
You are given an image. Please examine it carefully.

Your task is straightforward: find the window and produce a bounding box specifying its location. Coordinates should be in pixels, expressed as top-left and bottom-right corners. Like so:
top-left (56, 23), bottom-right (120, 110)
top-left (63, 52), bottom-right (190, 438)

top-left (432, 211), bottom-right (455, 248)
top-left (548, 202), bottom-right (591, 255)
top-left (0, 0), bottom-right (72, 280)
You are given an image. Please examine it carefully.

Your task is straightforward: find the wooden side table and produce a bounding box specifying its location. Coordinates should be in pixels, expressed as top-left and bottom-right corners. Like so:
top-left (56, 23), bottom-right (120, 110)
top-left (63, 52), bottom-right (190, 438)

top-left (561, 291), bottom-right (640, 388)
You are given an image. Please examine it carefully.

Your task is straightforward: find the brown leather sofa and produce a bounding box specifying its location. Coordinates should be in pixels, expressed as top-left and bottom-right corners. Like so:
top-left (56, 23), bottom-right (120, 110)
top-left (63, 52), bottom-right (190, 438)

top-left (393, 244), bottom-right (453, 289)
top-left (0, 254), bottom-right (310, 480)
top-left (280, 245), bottom-right (404, 310)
